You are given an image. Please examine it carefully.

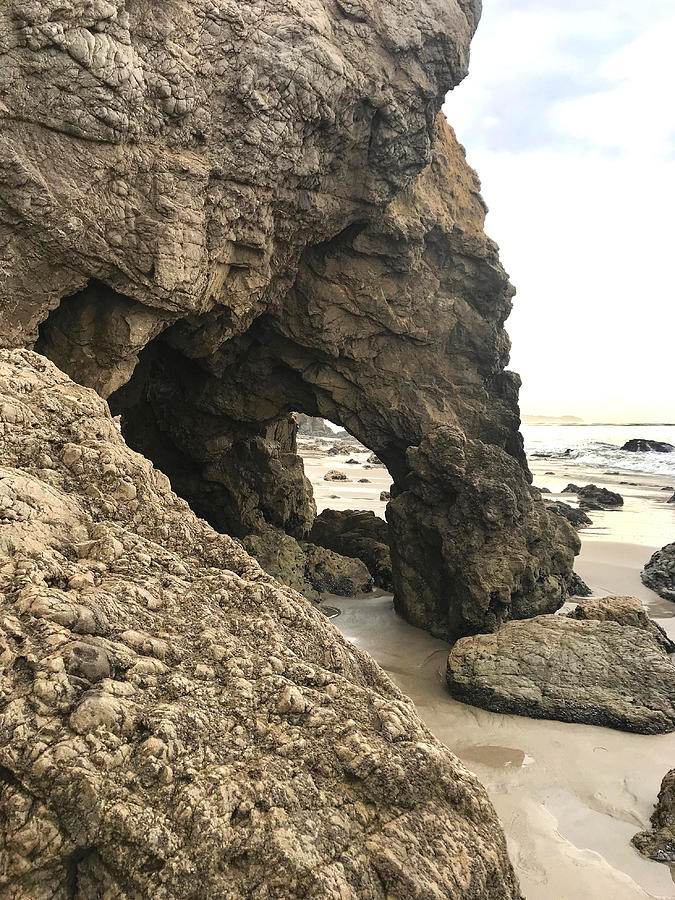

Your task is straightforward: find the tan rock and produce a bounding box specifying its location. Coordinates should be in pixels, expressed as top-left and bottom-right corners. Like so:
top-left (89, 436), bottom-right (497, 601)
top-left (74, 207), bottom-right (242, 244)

top-left (0, 349), bottom-right (520, 897)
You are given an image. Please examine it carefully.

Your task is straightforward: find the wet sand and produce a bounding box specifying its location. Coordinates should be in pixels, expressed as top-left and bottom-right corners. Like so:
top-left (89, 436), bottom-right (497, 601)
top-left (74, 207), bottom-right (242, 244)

top-left (299, 436), bottom-right (675, 898)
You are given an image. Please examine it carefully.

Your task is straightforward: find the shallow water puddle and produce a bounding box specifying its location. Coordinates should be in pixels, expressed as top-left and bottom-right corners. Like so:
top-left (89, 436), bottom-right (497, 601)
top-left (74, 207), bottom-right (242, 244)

top-left (455, 744), bottom-right (535, 769)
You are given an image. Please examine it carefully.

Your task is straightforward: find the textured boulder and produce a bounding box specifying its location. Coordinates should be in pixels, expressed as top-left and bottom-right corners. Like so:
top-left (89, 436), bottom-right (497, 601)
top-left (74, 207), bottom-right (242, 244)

top-left (446, 616), bottom-right (675, 734)
top-left (324, 470), bottom-right (349, 482)
top-left (0, 350), bottom-right (521, 899)
top-left (641, 543), bottom-right (675, 602)
top-left (567, 594), bottom-right (675, 654)
top-left (622, 439), bottom-right (675, 453)
top-left (567, 572), bottom-right (592, 597)
top-left (546, 501), bottom-right (593, 529)
top-left (0, 0), bottom-right (577, 641)
top-left (243, 527), bottom-right (373, 599)
top-left (633, 770), bottom-right (675, 864)
top-left (309, 509), bottom-right (393, 591)
top-left (576, 485), bottom-right (623, 510)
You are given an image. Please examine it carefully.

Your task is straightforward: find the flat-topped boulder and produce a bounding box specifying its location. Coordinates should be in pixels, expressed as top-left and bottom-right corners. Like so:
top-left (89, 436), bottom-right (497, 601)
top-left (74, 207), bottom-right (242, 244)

top-left (642, 543), bottom-right (675, 602)
top-left (633, 769), bottom-right (675, 864)
top-left (447, 615), bottom-right (675, 733)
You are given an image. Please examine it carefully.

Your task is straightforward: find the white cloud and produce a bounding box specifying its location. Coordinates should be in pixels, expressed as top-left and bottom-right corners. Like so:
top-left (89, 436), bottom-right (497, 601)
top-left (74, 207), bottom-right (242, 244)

top-left (443, 1), bottom-right (675, 422)
top-left (552, 17), bottom-right (675, 159)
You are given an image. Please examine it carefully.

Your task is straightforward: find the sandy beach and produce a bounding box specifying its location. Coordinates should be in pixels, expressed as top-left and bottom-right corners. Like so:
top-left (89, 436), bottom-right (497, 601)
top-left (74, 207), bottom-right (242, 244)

top-left (299, 435), bottom-right (675, 899)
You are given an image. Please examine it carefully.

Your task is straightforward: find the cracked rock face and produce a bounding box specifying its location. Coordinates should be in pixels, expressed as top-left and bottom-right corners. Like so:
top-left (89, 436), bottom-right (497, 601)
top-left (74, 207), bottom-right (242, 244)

top-left (0, 349), bottom-right (521, 899)
top-left (446, 613), bottom-right (675, 734)
top-left (0, 0), bottom-right (577, 640)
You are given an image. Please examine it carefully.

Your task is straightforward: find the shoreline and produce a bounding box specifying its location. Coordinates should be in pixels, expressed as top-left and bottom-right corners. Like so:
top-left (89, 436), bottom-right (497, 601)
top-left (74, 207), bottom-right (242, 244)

top-left (298, 435), bottom-right (675, 898)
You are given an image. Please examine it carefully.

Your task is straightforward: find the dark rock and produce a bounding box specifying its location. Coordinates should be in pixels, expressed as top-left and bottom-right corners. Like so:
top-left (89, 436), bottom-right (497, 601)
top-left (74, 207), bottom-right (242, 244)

top-left (546, 501), bottom-right (593, 529)
top-left (389, 426), bottom-right (579, 639)
top-left (324, 470), bottom-right (348, 482)
top-left (446, 615), bottom-right (675, 734)
top-left (633, 770), bottom-right (675, 864)
top-left (243, 527), bottom-right (373, 598)
top-left (568, 595), bottom-right (675, 654)
top-left (562, 484), bottom-right (581, 494)
top-left (642, 543), bottom-right (675, 602)
top-left (661, 486), bottom-right (674, 491)
top-left (302, 543), bottom-right (374, 596)
top-left (622, 439), bottom-right (675, 453)
top-left (367, 453), bottom-right (384, 466)
top-left (577, 485), bottom-right (623, 509)
top-left (545, 471), bottom-right (555, 475)
top-left (567, 573), bottom-right (592, 597)
top-left (668, 494), bottom-right (675, 504)
top-left (358, 478), bottom-right (370, 483)
top-left (345, 459), bottom-right (359, 464)
top-left (326, 445), bottom-right (342, 455)
top-left (380, 491), bottom-right (391, 501)
top-left (309, 509), bottom-right (393, 591)
top-left (537, 487), bottom-right (552, 493)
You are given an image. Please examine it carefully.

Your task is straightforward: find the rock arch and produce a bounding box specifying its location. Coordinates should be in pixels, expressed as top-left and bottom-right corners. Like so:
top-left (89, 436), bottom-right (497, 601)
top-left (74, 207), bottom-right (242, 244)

top-left (0, 0), bottom-right (578, 642)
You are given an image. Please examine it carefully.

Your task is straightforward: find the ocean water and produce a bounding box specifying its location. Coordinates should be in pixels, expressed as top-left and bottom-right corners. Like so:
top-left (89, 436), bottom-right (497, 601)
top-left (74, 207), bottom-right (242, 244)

top-left (522, 424), bottom-right (675, 477)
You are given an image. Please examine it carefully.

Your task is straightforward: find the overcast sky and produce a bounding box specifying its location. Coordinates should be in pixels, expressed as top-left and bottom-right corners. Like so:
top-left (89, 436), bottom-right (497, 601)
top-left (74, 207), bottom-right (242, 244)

top-left (443, 0), bottom-right (675, 423)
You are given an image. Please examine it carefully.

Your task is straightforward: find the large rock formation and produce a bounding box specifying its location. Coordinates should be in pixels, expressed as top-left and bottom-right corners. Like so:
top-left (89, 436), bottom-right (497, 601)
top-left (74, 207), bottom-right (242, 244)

top-left (0, 0), bottom-right (577, 641)
top-left (0, 349), bottom-right (521, 898)
top-left (446, 613), bottom-right (675, 734)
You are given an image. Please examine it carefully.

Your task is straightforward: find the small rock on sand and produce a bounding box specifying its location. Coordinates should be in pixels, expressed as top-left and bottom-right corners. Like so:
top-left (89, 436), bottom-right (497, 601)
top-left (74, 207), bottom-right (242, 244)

top-left (324, 470), bottom-right (348, 481)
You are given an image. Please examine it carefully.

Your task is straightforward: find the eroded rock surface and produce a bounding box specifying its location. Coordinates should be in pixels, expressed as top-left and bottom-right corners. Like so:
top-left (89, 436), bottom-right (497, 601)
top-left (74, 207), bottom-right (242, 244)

top-left (244, 527), bottom-right (373, 600)
top-left (642, 543), bottom-right (675, 602)
top-left (309, 509), bottom-right (393, 592)
top-left (567, 572), bottom-right (592, 598)
top-left (446, 615), bottom-right (675, 734)
top-left (633, 769), bottom-right (675, 864)
top-left (0, 350), bottom-right (521, 898)
top-left (0, 0), bottom-right (577, 640)
top-left (567, 595), bottom-right (674, 654)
